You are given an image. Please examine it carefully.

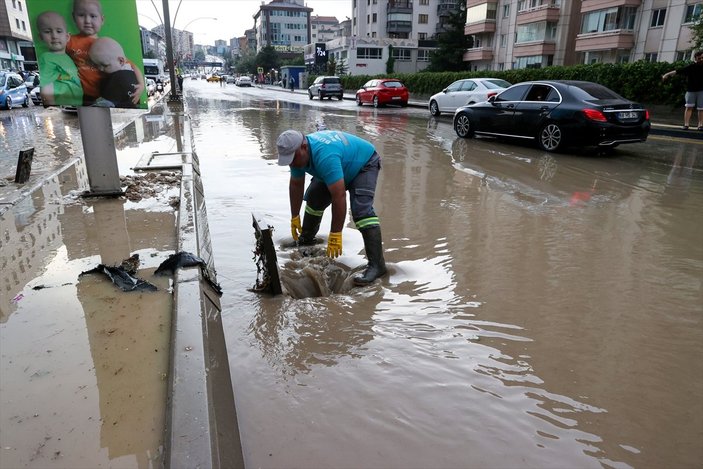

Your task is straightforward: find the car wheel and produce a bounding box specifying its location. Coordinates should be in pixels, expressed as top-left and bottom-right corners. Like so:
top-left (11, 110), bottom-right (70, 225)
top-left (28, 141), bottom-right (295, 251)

top-left (454, 113), bottom-right (474, 138)
top-left (356, 95), bottom-right (362, 106)
top-left (401, 101), bottom-right (408, 107)
top-left (337, 95), bottom-right (343, 101)
top-left (373, 96), bottom-right (380, 108)
top-left (538, 122), bottom-right (563, 152)
top-left (318, 91), bottom-right (323, 100)
top-left (309, 91), bottom-right (313, 100)
top-left (430, 100), bottom-right (440, 116)
top-left (6, 97), bottom-right (12, 110)
top-left (23, 94), bottom-right (29, 107)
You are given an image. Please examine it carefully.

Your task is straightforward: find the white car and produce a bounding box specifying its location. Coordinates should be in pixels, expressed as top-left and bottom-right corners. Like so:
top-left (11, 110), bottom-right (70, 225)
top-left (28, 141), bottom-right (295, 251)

top-left (429, 78), bottom-right (511, 116)
top-left (30, 86), bottom-right (42, 105)
top-left (235, 76), bottom-right (252, 87)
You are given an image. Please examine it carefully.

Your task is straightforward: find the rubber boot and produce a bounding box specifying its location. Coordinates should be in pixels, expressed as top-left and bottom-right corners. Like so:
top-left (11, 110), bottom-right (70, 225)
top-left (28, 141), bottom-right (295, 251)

top-left (297, 212), bottom-right (322, 246)
top-left (354, 226), bottom-right (387, 286)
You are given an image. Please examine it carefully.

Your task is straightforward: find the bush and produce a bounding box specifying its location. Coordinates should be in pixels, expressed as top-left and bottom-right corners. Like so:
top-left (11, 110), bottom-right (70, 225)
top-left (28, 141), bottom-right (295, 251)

top-left (317, 61), bottom-right (688, 107)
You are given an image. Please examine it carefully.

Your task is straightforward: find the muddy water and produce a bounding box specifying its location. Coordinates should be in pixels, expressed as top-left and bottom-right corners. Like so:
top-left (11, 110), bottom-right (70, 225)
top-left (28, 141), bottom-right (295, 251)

top-left (0, 109), bottom-right (178, 468)
top-left (186, 82), bottom-right (703, 468)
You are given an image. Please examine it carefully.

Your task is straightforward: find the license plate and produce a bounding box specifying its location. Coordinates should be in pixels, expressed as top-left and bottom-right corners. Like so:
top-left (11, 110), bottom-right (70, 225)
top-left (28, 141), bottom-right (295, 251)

top-left (392, 96), bottom-right (401, 100)
top-left (618, 111), bottom-right (638, 119)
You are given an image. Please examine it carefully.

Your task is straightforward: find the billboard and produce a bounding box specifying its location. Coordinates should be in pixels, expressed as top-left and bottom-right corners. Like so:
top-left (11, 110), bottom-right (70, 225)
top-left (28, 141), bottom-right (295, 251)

top-left (26, 0), bottom-right (147, 109)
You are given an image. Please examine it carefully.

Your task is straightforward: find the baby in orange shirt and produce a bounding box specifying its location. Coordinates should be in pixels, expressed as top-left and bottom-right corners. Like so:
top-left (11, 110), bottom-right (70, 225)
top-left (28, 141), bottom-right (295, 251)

top-left (66, 0), bottom-right (144, 106)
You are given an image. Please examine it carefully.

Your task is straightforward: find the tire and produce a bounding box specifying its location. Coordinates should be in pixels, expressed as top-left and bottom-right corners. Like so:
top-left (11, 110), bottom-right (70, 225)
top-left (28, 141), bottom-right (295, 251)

top-left (337, 95), bottom-right (343, 101)
top-left (6, 97), bottom-right (12, 110)
top-left (309, 91), bottom-right (313, 100)
top-left (373, 95), bottom-right (380, 108)
top-left (454, 113), bottom-right (474, 138)
top-left (318, 91), bottom-right (323, 100)
top-left (430, 100), bottom-right (440, 116)
top-left (401, 101), bottom-right (408, 107)
top-left (537, 122), bottom-right (563, 152)
top-left (22, 94), bottom-right (29, 107)
top-left (356, 95), bottom-right (362, 106)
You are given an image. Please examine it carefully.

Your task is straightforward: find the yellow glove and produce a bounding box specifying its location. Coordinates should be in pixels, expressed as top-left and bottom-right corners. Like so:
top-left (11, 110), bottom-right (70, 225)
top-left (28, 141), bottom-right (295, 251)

top-left (326, 232), bottom-right (343, 258)
top-left (291, 215), bottom-right (302, 241)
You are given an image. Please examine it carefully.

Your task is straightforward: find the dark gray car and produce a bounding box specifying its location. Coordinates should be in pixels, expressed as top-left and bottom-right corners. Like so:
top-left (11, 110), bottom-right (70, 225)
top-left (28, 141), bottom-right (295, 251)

top-left (308, 76), bottom-right (343, 100)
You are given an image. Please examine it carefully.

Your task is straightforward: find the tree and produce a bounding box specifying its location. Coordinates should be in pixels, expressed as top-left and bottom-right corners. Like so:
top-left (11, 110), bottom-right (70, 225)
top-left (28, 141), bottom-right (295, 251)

top-left (327, 56), bottom-right (337, 75)
top-left (337, 57), bottom-right (349, 76)
top-left (425, 5), bottom-right (473, 72)
top-left (692, 17), bottom-right (703, 51)
top-left (386, 45), bottom-right (395, 74)
top-left (255, 46), bottom-right (280, 74)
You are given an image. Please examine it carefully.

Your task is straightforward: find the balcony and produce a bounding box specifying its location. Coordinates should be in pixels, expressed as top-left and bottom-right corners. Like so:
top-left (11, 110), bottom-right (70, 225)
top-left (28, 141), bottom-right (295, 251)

top-left (387, 1), bottom-right (413, 14)
top-left (465, 20), bottom-right (496, 35)
top-left (463, 47), bottom-right (494, 61)
top-left (516, 4), bottom-right (561, 25)
top-left (438, 0), bottom-right (460, 16)
top-left (513, 41), bottom-right (556, 57)
top-left (387, 20), bottom-right (413, 33)
top-left (581, 0), bottom-right (641, 13)
top-left (466, 0), bottom-right (489, 7)
top-left (575, 30), bottom-right (635, 51)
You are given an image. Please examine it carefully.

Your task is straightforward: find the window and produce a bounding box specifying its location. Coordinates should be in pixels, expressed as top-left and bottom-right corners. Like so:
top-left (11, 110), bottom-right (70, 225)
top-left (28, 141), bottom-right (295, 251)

top-left (419, 14), bottom-right (428, 24)
top-left (15, 18), bottom-right (20, 29)
top-left (650, 9), bottom-right (666, 27)
top-left (516, 22), bottom-right (556, 42)
top-left (19, 1), bottom-right (23, 11)
top-left (417, 49), bottom-right (431, 61)
top-left (357, 47), bottom-right (382, 59)
top-left (420, 0), bottom-right (429, 4)
top-left (503, 4), bottom-right (510, 18)
top-left (644, 53), bottom-right (658, 62)
top-left (21, 20), bottom-right (26, 31)
top-left (500, 34), bottom-right (507, 47)
top-left (675, 50), bottom-right (692, 61)
top-left (392, 48), bottom-right (411, 61)
top-left (418, 32), bottom-right (427, 40)
top-left (373, 13), bottom-right (377, 22)
top-left (581, 7), bottom-right (636, 33)
top-left (684, 4), bottom-right (702, 23)
top-left (496, 83), bottom-right (529, 101)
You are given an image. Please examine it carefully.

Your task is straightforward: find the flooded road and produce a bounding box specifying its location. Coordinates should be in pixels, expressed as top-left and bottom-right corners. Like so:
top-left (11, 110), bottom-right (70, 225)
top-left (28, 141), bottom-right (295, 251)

top-left (187, 81), bottom-right (703, 468)
top-left (1, 105), bottom-right (179, 468)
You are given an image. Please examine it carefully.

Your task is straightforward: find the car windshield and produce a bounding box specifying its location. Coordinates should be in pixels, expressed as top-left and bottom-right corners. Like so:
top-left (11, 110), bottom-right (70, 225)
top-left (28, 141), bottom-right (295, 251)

top-left (484, 79), bottom-right (511, 89)
top-left (570, 82), bottom-right (623, 100)
top-left (383, 81), bottom-right (404, 88)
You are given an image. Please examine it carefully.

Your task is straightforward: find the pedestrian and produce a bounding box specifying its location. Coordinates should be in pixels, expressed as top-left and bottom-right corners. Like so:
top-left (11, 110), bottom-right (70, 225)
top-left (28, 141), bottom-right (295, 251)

top-left (277, 129), bottom-right (387, 285)
top-left (662, 50), bottom-right (703, 130)
top-left (289, 75), bottom-right (295, 92)
top-left (177, 73), bottom-right (184, 94)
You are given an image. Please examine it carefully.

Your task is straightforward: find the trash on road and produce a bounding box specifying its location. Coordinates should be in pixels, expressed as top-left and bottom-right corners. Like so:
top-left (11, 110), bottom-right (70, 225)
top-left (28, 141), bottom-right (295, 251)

top-left (79, 264), bottom-right (158, 292)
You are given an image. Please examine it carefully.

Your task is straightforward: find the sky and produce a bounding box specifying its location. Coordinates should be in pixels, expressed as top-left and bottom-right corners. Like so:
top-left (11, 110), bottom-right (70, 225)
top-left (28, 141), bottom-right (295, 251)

top-left (135, 0), bottom-right (353, 45)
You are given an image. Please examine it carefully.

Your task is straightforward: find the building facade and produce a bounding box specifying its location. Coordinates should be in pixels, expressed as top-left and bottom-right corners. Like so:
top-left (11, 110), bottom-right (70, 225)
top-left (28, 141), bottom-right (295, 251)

top-left (464, 0), bottom-right (702, 71)
top-left (311, 15), bottom-right (340, 42)
top-left (253, 0), bottom-right (313, 57)
top-left (0, 0), bottom-right (32, 70)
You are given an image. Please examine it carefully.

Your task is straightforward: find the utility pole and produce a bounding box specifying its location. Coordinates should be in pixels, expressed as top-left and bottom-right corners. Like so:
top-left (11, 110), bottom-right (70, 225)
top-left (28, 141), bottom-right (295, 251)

top-left (162, 0), bottom-right (180, 101)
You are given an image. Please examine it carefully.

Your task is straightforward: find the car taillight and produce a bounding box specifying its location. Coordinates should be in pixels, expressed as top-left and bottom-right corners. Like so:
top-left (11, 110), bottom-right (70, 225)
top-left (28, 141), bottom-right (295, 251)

top-left (644, 109), bottom-right (650, 120)
top-left (583, 109), bottom-right (607, 122)
top-left (487, 91), bottom-right (497, 98)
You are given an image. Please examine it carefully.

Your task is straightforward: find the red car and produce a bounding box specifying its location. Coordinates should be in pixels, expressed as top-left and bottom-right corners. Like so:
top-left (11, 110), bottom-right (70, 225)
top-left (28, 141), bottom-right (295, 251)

top-left (356, 79), bottom-right (409, 108)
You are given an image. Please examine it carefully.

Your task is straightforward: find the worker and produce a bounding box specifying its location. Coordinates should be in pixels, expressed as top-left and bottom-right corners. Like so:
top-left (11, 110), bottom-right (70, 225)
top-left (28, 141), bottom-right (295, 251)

top-left (277, 129), bottom-right (387, 285)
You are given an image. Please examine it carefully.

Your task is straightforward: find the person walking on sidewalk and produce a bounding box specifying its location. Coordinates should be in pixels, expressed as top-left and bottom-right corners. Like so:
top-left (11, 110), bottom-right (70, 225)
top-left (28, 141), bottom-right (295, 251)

top-left (277, 129), bottom-right (387, 285)
top-left (289, 76), bottom-right (295, 92)
top-left (662, 50), bottom-right (703, 130)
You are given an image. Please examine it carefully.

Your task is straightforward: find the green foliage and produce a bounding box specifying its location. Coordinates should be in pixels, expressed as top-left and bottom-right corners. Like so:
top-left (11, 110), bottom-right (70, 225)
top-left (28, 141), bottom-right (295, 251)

top-left (337, 61), bottom-right (689, 106)
top-left (691, 17), bottom-right (703, 51)
top-left (327, 56), bottom-right (337, 76)
top-left (337, 57), bottom-right (349, 76)
top-left (425, 5), bottom-right (471, 72)
top-left (234, 52), bottom-right (257, 74)
top-left (386, 45), bottom-right (395, 74)
top-left (280, 54), bottom-right (305, 66)
top-left (256, 46), bottom-right (279, 73)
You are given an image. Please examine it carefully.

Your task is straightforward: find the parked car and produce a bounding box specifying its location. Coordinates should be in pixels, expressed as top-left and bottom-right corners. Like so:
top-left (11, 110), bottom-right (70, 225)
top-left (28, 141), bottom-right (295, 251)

top-left (308, 76), bottom-right (343, 100)
top-left (30, 86), bottom-right (42, 105)
top-left (0, 71), bottom-right (29, 109)
top-left (146, 78), bottom-right (156, 96)
top-left (207, 75), bottom-right (221, 82)
top-left (24, 73), bottom-right (40, 92)
top-left (453, 80), bottom-right (651, 152)
top-left (356, 78), bottom-right (409, 107)
top-left (429, 78), bottom-right (511, 116)
top-left (225, 75), bottom-right (236, 84)
top-left (235, 76), bottom-right (252, 87)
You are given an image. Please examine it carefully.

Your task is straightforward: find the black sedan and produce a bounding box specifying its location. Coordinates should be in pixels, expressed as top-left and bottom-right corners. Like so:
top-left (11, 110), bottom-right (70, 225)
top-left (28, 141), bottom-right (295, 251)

top-left (453, 80), bottom-right (650, 152)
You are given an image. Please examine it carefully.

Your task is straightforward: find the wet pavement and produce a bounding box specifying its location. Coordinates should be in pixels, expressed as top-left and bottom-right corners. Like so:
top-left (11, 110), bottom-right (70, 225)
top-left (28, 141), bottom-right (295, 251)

top-left (1, 81), bottom-right (702, 468)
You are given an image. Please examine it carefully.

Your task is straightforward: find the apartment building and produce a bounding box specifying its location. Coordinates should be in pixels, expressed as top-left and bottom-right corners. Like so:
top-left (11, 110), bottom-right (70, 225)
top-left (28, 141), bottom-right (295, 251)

top-left (464, 0), bottom-right (702, 71)
top-left (0, 0), bottom-right (32, 70)
top-left (311, 15), bottom-right (340, 43)
top-left (253, 0), bottom-right (313, 57)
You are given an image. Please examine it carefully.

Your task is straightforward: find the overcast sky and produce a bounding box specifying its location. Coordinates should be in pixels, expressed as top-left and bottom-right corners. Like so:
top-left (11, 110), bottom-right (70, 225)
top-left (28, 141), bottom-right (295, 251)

top-left (135, 0), bottom-right (353, 45)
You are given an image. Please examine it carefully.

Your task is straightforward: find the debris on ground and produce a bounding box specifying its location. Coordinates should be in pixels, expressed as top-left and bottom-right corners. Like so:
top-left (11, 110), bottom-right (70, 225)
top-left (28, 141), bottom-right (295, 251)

top-left (79, 263), bottom-right (157, 292)
top-left (121, 171), bottom-right (181, 202)
top-left (155, 251), bottom-right (222, 295)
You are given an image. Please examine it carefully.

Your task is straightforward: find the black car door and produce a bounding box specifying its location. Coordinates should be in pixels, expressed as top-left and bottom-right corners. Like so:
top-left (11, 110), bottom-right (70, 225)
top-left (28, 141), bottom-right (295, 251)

top-left (512, 84), bottom-right (560, 137)
top-left (479, 84), bottom-right (531, 134)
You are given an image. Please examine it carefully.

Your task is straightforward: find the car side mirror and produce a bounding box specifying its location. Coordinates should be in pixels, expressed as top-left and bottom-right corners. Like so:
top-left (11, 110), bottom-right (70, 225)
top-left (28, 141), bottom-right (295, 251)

top-left (488, 95), bottom-right (497, 104)
top-left (443, 88), bottom-right (448, 93)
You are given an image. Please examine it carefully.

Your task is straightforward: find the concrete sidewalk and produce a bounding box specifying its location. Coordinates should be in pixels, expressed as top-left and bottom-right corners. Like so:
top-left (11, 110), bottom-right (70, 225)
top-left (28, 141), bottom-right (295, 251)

top-left (0, 98), bottom-right (243, 468)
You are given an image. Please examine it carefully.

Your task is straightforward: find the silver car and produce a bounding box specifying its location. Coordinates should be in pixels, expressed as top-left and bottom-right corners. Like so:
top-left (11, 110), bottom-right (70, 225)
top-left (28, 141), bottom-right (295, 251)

top-left (308, 76), bottom-right (343, 100)
top-left (429, 78), bottom-right (511, 116)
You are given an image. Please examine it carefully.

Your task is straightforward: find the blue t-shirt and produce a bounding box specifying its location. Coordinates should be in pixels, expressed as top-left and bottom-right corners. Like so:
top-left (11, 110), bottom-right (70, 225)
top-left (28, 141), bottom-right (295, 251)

top-left (291, 130), bottom-right (376, 185)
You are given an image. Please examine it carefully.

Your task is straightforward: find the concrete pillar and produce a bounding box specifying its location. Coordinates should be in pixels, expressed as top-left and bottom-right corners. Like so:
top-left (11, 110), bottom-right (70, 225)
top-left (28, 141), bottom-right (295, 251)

top-left (77, 107), bottom-right (122, 196)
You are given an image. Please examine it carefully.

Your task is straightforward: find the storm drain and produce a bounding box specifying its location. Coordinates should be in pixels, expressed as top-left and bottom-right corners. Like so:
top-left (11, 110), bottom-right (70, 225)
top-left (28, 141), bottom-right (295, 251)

top-left (251, 213), bottom-right (356, 298)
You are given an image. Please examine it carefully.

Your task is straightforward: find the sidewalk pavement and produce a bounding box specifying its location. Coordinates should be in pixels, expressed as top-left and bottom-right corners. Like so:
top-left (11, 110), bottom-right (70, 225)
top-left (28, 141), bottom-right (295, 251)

top-left (0, 96), bottom-right (243, 468)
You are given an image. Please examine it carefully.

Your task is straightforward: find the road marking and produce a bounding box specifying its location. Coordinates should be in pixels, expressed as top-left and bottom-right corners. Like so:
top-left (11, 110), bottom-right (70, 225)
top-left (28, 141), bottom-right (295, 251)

top-left (649, 134), bottom-right (703, 145)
